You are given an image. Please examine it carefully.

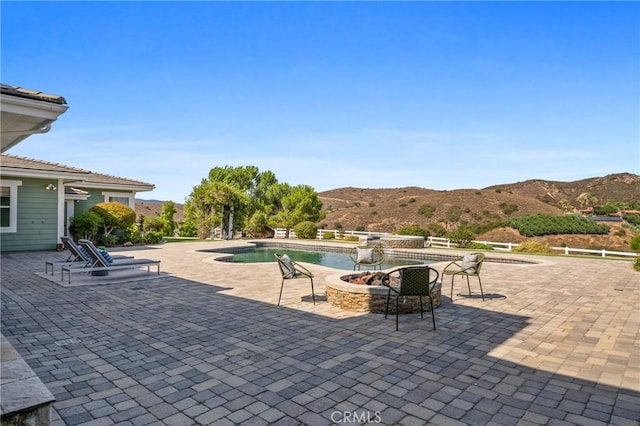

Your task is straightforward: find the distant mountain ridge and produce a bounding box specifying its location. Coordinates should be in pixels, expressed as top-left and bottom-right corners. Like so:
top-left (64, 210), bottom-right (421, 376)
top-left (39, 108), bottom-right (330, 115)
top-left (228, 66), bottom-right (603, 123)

top-left (316, 172), bottom-right (639, 236)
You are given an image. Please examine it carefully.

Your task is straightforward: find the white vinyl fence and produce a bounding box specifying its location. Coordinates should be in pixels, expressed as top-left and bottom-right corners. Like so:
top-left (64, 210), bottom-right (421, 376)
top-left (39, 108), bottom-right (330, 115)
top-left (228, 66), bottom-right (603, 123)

top-left (273, 228), bottom-right (639, 259)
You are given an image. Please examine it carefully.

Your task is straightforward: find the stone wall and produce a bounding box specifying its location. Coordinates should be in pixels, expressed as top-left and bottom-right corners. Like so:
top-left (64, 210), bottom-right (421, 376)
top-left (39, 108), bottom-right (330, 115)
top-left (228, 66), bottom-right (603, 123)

top-left (325, 283), bottom-right (441, 314)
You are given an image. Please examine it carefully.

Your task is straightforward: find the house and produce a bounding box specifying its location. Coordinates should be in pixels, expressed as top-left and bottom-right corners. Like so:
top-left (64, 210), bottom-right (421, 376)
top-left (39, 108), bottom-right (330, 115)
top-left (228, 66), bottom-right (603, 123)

top-left (1, 84), bottom-right (154, 252)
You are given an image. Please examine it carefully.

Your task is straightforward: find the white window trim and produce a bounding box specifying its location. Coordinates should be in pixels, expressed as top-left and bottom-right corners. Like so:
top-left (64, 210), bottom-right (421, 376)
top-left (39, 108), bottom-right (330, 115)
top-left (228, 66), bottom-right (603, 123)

top-left (0, 180), bottom-right (23, 233)
top-left (101, 191), bottom-right (135, 209)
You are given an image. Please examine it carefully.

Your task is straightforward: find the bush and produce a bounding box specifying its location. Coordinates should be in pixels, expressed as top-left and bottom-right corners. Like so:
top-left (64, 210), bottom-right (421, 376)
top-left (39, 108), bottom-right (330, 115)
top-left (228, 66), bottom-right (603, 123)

top-left (178, 221), bottom-right (198, 237)
top-left (145, 231), bottom-right (164, 244)
top-left (468, 242), bottom-right (494, 250)
top-left (69, 211), bottom-right (102, 241)
top-left (624, 214), bottom-right (640, 226)
top-left (447, 227), bottom-right (475, 248)
top-left (630, 235), bottom-right (640, 253)
top-left (143, 216), bottom-right (165, 234)
top-left (294, 221), bottom-right (318, 239)
top-left (322, 231), bottom-right (336, 240)
top-left (100, 234), bottom-right (117, 246)
top-left (513, 240), bottom-right (554, 254)
top-left (634, 257), bottom-right (640, 272)
top-left (397, 224), bottom-right (428, 238)
top-left (122, 225), bottom-right (143, 244)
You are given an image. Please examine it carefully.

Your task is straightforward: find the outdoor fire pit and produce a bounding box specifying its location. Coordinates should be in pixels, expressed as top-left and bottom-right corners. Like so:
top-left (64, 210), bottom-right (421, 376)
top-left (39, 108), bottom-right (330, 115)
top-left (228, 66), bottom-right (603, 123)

top-left (325, 271), bottom-right (442, 313)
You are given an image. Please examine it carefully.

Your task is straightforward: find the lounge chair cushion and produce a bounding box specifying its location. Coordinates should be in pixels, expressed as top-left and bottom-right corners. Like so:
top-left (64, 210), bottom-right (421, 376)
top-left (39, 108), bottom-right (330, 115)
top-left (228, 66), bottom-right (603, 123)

top-left (280, 254), bottom-right (297, 279)
top-left (98, 249), bottom-right (114, 264)
top-left (461, 254), bottom-right (478, 273)
top-left (356, 248), bottom-right (374, 264)
top-left (77, 245), bottom-right (91, 261)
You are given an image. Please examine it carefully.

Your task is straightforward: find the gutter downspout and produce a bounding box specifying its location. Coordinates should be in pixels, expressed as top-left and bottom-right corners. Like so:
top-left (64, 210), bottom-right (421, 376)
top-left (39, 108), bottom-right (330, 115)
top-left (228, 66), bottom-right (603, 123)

top-left (56, 178), bottom-right (64, 245)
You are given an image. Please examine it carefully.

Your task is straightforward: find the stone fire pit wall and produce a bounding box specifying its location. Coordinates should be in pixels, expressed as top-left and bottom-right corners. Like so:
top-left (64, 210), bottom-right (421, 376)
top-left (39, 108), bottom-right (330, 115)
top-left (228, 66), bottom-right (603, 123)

top-left (325, 272), bottom-right (442, 314)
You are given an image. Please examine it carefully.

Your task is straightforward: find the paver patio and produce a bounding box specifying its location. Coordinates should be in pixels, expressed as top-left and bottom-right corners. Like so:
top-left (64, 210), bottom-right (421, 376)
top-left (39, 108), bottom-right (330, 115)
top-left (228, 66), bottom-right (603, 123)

top-left (1, 240), bottom-right (639, 425)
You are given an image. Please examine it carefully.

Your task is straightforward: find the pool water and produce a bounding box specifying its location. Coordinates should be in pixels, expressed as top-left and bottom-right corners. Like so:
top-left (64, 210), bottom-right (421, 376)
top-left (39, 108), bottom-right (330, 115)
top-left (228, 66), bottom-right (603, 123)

top-left (229, 247), bottom-right (426, 270)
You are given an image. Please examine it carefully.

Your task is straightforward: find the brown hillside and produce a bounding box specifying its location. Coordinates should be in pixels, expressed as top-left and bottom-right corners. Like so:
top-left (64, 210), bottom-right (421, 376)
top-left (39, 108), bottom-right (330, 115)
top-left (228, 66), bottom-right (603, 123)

top-left (319, 187), bottom-right (563, 233)
top-left (135, 200), bottom-right (185, 222)
top-left (318, 173), bottom-right (640, 251)
top-left (483, 173), bottom-right (640, 208)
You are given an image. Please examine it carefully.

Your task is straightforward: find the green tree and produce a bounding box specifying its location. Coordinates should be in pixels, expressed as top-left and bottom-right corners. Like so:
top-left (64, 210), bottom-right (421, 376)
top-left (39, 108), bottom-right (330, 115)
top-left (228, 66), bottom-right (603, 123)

top-left (160, 201), bottom-right (178, 236)
top-left (184, 180), bottom-right (249, 239)
top-left (185, 165), bottom-right (324, 239)
top-left (89, 202), bottom-right (137, 243)
top-left (268, 184), bottom-right (325, 237)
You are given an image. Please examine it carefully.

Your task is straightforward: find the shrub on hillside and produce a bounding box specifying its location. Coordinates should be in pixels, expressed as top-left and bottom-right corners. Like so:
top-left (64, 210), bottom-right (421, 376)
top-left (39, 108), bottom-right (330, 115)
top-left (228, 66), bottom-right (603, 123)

top-left (418, 204), bottom-right (436, 218)
top-left (294, 221), bottom-right (318, 239)
top-left (624, 213), bottom-right (640, 226)
top-left (499, 203), bottom-right (519, 215)
top-left (630, 235), bottom-right (640, 253)
top-left (513, 241), bottom-right (554, 254)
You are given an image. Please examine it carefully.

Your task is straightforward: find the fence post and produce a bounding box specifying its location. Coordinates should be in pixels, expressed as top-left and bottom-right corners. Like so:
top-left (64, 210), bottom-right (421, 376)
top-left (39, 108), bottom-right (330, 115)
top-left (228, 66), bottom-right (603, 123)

top-left (602, 249), bottom-right (606, 258)
top-left (565, 247), bottom-right (569, 255)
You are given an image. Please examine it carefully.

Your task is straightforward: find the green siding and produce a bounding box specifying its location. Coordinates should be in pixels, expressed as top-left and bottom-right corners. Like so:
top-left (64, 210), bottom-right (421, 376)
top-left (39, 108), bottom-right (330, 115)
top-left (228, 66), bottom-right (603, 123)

top-left (75, 189), bottom-right (106, 213)
top-left (74, 189), bottom-right (132, 213)
top-left (0, 178), bottom-right (59, 252)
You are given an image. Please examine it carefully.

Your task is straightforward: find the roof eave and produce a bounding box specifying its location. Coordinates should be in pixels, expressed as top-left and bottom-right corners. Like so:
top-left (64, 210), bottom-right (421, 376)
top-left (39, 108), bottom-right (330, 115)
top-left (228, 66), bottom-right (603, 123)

top-left (76, 182), bottom-right (155, 192)
top-left (0, 167), bottom-right (90, 181)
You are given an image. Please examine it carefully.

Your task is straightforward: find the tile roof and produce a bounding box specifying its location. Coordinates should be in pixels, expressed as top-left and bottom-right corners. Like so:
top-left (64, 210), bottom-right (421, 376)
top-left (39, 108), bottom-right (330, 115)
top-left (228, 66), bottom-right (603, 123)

top-left (0, 84), bottom-right (67, 105)
top-left (1, 154), bottom-right (154, 188)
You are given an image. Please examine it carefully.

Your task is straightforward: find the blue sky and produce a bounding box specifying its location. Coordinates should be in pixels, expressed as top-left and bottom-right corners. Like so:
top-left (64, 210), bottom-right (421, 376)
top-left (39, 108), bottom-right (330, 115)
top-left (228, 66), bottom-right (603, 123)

top-left (3, 1), bottom-right (639, 203)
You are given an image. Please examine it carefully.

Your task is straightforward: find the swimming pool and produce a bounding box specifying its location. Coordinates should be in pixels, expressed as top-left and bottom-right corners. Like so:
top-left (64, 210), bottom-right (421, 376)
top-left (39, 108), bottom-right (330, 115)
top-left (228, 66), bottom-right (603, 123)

top-left (223, 247), bottom-right (427, 270)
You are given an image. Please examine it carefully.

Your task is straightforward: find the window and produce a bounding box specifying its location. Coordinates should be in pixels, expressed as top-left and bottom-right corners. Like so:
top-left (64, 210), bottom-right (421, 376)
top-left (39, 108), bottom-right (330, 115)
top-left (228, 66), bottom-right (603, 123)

top-left (102, 192), bottom-right (134, 209)
top-left (0, 180), bottom-right (22, 233)
top-left (109, 196), bottom-right (131, 205)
